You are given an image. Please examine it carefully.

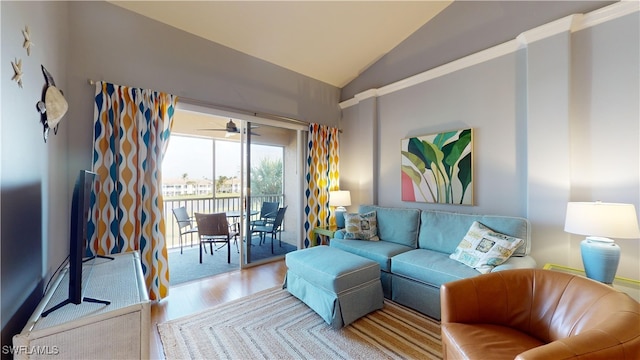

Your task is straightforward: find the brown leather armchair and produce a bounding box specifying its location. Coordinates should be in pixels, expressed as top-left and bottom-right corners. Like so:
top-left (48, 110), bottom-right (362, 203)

top-left (440, 268), bottom-right (640, 359)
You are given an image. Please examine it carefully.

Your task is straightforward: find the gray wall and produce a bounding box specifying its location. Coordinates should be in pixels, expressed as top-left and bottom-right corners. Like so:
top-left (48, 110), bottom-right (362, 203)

top-left (1, 0), bottom-right (340, 348)
top-left (339, 2), bottom-right (640, 279)
top-left (1, 1), bottom-right (69, 351)
top-left (341, 0), bottom-right (615, 101)
top-left (377, 53), bottom-right (525, 213)
top-left (65, 1), bottom-right (340, 179)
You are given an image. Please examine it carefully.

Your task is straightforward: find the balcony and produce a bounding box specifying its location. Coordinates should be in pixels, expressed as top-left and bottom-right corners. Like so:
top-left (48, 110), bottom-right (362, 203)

top-left (163, 194), bottom-right (285, 250)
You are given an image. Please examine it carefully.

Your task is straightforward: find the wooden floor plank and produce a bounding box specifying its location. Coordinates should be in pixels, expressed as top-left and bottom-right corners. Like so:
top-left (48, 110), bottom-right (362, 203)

top-left (150, 259), bottom-right (287, 359)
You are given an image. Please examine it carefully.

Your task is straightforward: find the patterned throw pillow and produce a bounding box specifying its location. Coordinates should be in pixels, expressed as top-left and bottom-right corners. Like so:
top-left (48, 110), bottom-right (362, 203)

top-left (449, 221), bottom-right (524, 273)
top-left (343, 211), bottom-right (379, 241)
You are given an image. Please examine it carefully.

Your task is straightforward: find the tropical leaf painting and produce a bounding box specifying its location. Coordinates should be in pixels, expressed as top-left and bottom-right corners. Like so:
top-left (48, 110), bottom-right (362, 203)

top-left (401, 128), bottom-right (473, 205)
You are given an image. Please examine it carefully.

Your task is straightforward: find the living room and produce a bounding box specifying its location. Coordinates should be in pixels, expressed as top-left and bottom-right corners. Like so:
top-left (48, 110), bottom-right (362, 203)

top-left (2, 0), bottom-right (638, 358)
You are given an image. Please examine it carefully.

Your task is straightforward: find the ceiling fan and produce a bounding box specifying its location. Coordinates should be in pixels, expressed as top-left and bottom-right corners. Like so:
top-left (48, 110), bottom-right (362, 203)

top-left (199, 119), bottom-right (260, 136)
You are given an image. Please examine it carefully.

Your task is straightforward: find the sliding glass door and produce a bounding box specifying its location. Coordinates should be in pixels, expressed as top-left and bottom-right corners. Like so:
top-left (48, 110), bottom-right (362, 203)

top-left (239, 121), bottom-right (302, 265)
top-left (164, 103), bottom-right (306, 276)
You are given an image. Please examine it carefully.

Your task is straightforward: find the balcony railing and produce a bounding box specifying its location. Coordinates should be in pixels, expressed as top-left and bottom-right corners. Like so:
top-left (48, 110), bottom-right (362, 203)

top-left (163, 194), bottom-right (283, 250)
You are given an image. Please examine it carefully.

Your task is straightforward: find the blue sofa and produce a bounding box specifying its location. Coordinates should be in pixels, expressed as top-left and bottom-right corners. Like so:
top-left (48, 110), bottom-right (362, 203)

top-left (330, 205), bottom-right (536, 320)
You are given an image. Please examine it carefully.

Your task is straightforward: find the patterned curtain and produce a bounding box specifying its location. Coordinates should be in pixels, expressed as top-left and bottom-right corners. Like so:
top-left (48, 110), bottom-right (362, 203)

top-left (304, 123), bottom-right (340, 247)
top-left (88, 81), bottom-right (176, 300)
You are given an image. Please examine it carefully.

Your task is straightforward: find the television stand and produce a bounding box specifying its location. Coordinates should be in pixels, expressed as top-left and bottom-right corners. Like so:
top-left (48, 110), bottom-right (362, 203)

top-left (41, 255), bottom-right (115, 317)
top-left (84, 254), bottom-right (115, 262)
top-left (13, 252), bottom-right (150, 359)
top-left (41, 296), bottom-right (111, 318)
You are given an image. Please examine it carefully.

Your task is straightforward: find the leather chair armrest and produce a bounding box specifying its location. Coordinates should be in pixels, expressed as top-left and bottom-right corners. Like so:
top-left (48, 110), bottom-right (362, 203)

top-left (441, 270), bottom-right (536, 325)
top-left (440, 277), bottom-right (487, 324)
top-left (516, 328), bottom-right (635, 360)
top-left (515, 340), bottom-right (582, 360)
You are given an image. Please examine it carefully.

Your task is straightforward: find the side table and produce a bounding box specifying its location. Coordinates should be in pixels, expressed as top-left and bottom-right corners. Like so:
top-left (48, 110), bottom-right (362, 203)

top-left (543, 263), bottom-right (640, 302)
top-left (312, 226), bottom-right (338, 246)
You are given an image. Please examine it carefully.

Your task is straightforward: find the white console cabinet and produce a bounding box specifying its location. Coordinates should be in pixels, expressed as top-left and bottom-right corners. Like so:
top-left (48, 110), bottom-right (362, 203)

top-left (13, 252), bottom-right (150, 360)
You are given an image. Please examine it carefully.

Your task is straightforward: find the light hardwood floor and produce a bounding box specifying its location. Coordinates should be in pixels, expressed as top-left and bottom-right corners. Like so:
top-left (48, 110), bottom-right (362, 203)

top-left (150, 259), bottom-right (287, 359)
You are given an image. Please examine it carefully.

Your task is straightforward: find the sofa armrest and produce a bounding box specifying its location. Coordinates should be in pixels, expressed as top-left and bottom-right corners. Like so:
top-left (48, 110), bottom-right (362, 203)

top-left (333, 229), bottom-right (346, 239)
top-left (492, 255), bottom-right (537, 272)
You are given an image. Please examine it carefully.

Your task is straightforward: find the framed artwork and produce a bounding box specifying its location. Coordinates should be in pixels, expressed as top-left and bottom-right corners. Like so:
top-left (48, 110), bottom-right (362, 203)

top-left (401, 128), bottom-right (473, 205)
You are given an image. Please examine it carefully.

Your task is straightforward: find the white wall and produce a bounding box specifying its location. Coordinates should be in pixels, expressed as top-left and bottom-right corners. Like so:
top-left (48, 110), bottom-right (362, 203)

top-left (339, 2), bottom-right (640, 279)
top-left (567, 8), bottom-right (640, 275)
top-left (339, 95), bottom-right (377, 211)
top-left (525, 24), bottom-right (574, 269)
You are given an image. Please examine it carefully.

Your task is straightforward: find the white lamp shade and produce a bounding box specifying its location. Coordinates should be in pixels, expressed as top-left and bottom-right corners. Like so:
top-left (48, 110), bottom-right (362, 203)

top-left (564, 202), bottom-right (640, 239)
top-left (329, 190), bottom-right (351, 208)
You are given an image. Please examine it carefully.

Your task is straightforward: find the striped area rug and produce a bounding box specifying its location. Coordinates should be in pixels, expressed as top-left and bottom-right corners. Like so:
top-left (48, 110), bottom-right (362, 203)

top-left (158, 287), bottom-right (442, 359)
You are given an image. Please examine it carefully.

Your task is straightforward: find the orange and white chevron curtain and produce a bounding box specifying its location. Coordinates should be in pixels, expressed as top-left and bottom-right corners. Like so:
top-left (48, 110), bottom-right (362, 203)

top-left (304, 123), bottom-right (340, 247)
top-left (89, 81), bottom-right (176, 300)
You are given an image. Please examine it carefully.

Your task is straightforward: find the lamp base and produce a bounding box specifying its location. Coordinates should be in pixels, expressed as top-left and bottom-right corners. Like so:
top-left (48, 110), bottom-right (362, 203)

top-left (580, 236), bottom-right (620, 284)
top-left (335, 206), bottom-right (347, 229)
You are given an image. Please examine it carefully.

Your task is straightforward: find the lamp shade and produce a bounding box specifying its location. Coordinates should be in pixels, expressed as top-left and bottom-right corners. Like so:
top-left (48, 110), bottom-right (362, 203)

top-left (329, 190), bottom-right (351, 229)
top-left (564, 202), bottom-right (640, 239)
top-left (329, 190), bottom-right (351, 208)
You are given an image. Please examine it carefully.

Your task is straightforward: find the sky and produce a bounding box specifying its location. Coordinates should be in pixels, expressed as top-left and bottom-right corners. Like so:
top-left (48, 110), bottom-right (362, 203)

top-left (162, 135), bottom-right (282, 180)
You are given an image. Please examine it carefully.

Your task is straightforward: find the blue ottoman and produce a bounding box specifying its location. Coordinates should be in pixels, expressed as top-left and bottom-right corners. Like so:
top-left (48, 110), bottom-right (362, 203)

top-left (284, 245), bottom-right (383, 328)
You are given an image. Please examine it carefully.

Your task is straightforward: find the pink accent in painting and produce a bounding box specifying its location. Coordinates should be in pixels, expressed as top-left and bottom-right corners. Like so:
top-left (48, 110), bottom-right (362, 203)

top-left (401, 172), bottom-right (415, 202)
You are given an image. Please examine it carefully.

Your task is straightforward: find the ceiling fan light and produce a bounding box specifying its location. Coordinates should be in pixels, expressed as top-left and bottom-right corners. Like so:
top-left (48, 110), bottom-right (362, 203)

top-left (225, 120), bottom-right (238, 132)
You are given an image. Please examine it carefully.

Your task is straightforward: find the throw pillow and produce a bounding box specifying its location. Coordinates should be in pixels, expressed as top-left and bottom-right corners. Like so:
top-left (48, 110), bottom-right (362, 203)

top-left (343, 211), bottom-right (379, 241)
top-left (449, 221), bottom-right (524, 273)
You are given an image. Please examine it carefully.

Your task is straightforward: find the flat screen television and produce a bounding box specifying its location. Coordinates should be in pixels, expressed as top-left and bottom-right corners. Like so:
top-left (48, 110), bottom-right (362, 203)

top-left (42, 170), bottom-right (110, 317)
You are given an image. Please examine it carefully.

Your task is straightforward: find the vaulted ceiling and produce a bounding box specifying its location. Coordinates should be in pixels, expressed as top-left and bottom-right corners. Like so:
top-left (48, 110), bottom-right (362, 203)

top-left (108, 1), bottom-right (453, 88)
top-left (107, 1), bottom-right (616, 139)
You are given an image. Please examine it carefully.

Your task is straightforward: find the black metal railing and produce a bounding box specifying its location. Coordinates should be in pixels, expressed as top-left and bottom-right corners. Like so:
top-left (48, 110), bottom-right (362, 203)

top-left (163, 194), bottom-right (283, 249)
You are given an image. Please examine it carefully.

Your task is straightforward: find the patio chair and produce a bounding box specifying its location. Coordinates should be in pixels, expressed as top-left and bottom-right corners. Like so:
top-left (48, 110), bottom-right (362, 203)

top-left (194, 213), bottom-right (239, 264)
top-left (251, 206), bottom-right (287, 254)
top-left (172, 206), bottom-right (198, 254)
top-left (251, 201), bottom-right (279, 228)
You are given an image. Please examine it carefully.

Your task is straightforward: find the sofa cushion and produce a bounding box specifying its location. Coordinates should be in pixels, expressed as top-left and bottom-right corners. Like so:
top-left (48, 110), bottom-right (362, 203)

top-left (449, 221), bottom-right (524, 274)
top-left (343, 211), bottom-right (379, 241)
top-left (418, 210), bottom-right (530, 256)
top-left (359, 205), bottom-right (420, 248)
top-left (330, 238), bottom-right (413, 272)
top-left (391, 249), bottom-right (481, 288)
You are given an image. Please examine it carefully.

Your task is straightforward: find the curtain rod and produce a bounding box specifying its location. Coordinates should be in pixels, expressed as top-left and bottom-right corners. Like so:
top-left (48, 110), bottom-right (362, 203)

top-left (88, 78), bottom-right (314, 128)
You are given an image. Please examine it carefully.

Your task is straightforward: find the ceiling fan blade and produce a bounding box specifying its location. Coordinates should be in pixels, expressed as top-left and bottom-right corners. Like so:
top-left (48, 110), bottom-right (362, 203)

top-left (219, 129), bottom-right (260, 137)
top-left (199, 120), bottom-right (260, 136)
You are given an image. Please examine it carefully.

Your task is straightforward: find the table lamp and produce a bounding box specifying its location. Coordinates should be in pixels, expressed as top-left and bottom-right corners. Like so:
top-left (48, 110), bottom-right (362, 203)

top-left (329, 190), bottom-right (351, 229)
top-left (564, 201), bottom-right (640, 284)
